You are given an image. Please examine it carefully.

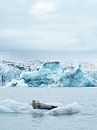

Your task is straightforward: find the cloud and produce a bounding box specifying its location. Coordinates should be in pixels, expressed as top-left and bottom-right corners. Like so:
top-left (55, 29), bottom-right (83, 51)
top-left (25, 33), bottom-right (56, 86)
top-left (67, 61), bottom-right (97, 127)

top-left (31, 0), bottom-right (58, 16)
top-left (1, 28), bottom-right (97, 51)
top-left (0, 0), bottom-right (97, 52)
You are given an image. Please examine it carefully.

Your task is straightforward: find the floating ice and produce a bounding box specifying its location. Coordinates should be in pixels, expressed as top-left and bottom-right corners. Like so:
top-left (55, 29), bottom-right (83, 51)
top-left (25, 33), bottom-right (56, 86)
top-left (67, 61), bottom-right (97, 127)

top-left (20, 71), bottom-right (54, 87)
top-left (46, 102), bottom-right (81, 116)
top-left (0, 60), bottom-right (96, 87)
top-left (0, 98), bottom-right (81, 116)
top-left (0, 98), bottom-right (32, 113)
top-left (0, 62), bottom-right (22, 86)
top-left (59, 66), bottom-right (94, 87)
top-left (6, 79), bottom-right (29, 87)
top-left (40, 61), bottom-right (63, 75)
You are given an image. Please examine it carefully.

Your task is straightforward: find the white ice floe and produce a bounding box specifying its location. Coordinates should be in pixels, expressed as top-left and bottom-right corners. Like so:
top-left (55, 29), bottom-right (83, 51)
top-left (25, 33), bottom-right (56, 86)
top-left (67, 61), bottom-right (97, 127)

top-left (0, 98), bottom-right (32, 113)
top-left (46, 102), bottom-right (81, 116)
top-left (0, 97), bottom-right (81, 116)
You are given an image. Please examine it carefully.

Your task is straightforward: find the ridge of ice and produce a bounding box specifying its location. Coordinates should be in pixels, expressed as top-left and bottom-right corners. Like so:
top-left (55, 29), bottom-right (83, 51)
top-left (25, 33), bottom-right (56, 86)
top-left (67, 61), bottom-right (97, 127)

top-left (0, 60), bottom-right (96, 87)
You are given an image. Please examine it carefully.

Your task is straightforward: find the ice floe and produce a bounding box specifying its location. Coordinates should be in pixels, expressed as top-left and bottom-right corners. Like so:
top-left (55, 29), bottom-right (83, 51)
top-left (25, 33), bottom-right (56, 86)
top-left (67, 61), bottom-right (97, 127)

top-left (0, 97), bottom-right (81, 116)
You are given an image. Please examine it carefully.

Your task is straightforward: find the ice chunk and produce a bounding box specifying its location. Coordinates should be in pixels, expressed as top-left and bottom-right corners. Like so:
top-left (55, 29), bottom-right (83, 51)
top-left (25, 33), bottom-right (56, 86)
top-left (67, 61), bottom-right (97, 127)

top-left (6, 79), bottom-right (18, 87)
top-left (20, 71), bottom-right (54, 87)
top-left (16, 79), bottom-right (28, 87)
top-left (59, 66), bottom-right (94, 87)
top-left (46, 102), bottom-right (81, 116)
top-left (40, 61), bottom-right (63, 74)
top-left (6, 79), bottom-right (28, 87)
top-left (0, 98), bottom-right (32, 113)
top-left (0, 62), bottom-right (22, 86)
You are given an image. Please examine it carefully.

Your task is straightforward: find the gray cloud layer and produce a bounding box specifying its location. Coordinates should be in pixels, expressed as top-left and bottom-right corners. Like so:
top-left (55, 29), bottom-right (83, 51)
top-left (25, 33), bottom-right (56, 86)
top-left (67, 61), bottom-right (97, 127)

top-left (0, 0), bottom-right (97, 51)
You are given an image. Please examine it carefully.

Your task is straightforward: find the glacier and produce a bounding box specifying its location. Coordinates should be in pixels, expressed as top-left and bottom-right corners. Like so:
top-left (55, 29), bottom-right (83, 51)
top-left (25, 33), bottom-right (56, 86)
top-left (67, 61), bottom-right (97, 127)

top-left (0, 60), bottom-right (97, 87)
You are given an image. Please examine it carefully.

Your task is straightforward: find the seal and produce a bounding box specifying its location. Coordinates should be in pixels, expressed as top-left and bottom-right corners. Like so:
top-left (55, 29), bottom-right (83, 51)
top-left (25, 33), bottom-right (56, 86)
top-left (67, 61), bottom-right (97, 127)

top-left (31, 100), bottom-right (57, 110)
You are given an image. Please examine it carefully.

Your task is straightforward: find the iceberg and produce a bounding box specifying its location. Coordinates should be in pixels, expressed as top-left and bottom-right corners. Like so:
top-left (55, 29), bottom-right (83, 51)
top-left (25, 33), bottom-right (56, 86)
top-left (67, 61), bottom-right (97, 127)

top-left (6, 79), bottom-right (28, 87)
top-left (0, 60), bottom-right (96, 87)
top-left (20, 62), bottom-right (64, 87)
top-left (20, 71), bottom-right (54, 87)
top-left (40, 61), bottom-right (63, 75)
top-left (6, 79), bottom-right (18, 87)
top-left (39, 61), bottom-right (63, 83)
top-left (59, 65), bottom-right (94, 87)
top-left (0, 62), bottom-right (22, 86)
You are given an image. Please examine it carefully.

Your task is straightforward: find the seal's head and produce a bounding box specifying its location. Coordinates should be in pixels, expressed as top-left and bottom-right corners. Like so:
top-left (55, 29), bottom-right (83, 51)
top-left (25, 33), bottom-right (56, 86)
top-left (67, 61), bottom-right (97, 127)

top-left (31, 100), bottom-right (40, 109)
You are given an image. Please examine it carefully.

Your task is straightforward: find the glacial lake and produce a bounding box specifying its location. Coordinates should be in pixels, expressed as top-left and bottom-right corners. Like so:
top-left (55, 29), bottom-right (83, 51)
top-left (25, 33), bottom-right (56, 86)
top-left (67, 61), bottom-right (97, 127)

top-left (0, 87), bottom-right (97, 130)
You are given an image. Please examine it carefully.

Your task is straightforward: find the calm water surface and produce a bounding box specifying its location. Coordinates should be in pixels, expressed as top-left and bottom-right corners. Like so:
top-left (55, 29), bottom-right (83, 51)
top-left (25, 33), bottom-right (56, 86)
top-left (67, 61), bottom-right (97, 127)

top-left (0, 87), bottom-right (97, 130)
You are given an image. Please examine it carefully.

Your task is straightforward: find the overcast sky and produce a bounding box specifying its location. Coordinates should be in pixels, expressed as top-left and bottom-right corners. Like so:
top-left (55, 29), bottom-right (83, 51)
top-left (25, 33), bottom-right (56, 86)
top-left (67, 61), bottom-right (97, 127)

top-left (0, 0), bottom-right (97, 51)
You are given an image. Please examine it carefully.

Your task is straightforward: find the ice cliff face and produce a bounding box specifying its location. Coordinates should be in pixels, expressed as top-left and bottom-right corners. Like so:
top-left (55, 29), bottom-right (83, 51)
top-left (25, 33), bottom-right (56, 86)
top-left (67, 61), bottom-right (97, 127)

top-left (20, 71), bottom-right (54, 87)
top-left (20, 62), bottom-right (94, 87)
top-left (59, 66), bottom-right (94, 87)
top-left (0, 62), bottom-right (22, 86)
top-left (0, 60), bottom-right (96, 87)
